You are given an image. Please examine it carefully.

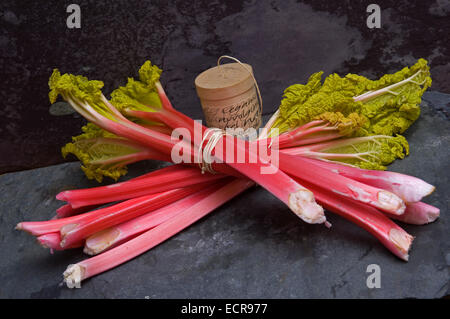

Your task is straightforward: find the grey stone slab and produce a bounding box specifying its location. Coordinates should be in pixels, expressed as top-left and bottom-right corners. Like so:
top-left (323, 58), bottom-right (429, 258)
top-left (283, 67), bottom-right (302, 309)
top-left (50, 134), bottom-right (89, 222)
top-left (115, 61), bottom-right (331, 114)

top-left (0, 91), bottom-right (448, 298)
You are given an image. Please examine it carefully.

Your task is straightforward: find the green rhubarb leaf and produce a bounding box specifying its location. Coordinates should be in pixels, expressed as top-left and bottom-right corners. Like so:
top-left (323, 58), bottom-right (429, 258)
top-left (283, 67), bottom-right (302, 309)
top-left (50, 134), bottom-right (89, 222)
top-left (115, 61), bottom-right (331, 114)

top-left (62, 123), bottom-right (143, 182)
top-left (139, 60), bottom-right (163, 87)
top-left (273, 71), bottom-right (324, 133)
top-left (110, 61), bottom-right (162, 113)
top-left (271, 59), bottom-right (431, 137)
top-left (356, 58), bottom-right (432, 136)
top-left (110, 78), bottom-right (162, 113)
top-left (48, 69), bottom-right (118, 121)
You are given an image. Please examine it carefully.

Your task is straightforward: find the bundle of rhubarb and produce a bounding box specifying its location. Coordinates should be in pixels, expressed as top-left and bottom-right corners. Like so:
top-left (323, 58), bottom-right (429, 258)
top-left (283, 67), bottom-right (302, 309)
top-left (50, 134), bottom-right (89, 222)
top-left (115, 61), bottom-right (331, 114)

top-left (17, 59), bottom-right (439, 287)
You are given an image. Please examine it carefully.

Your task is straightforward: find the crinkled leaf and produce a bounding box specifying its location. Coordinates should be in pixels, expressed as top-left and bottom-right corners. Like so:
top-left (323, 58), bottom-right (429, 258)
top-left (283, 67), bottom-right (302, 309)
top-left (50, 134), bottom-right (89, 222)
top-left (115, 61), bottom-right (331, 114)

top-left (48, 69), bottom-right (117, 121)
top-left (315, 112), bottom-right (366, 136)
top-left (49, 69), bottom-right (103, 104)
top-left (54, 61), bottom-right (166, 182)
top-left (357, 58), bottom-right (432, 136)
top-left (271, 72), bottom-right (362, 135)
top-left (110, 78), bottom-right (162, 113)
top-left (62, 123), bottom-right (142, 182)
top-left (272, 71), bottom-right (324, 134)
top-left (271, 59), bottom-right (431, 137)
top-left (270, 59), bottom-right (431, 169)
top-left (138, 60), bottom-right (162, 87)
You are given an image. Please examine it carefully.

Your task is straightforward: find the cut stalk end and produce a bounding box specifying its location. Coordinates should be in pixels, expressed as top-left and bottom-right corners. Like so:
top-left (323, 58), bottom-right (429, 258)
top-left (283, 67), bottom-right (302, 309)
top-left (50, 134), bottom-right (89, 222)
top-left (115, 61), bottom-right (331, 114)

top-left (84, 228), bottom-right (121, 256)
top-left (426, 206), bottom-right (440, 223)
top-left (60, 224), bottom-right (78, 248)
top-left (63, 264), bottom-right (85, 288)
top-left (378, 191), bottom-right (406, 215)
top-left (420, 184), bottom-right (435, 199)
top-left (15, 223), bottom-right (35, 235)
top-left (389, 228), bottom-right (414, 261)
top-left (37, 235), bottom-right (54, 249)
top-left (60, 223), bottom-right (78, 238)
top-left (288, 189), bottom-right (326, 224)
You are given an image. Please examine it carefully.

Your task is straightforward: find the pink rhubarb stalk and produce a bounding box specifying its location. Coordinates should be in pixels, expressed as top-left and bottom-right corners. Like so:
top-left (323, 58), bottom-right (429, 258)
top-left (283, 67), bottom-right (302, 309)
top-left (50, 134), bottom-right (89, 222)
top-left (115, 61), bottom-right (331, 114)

top-left (18, 214), bottom-right (94, 237)
top-left (275, 121), bottom-right (343, 148)
top-left (153, 84), bottom-right (326, 224)
top-left (294, 178), bottom-right (414, 261)
top-left (56, 204), bottom-right (101, 218)
top-left (279, 153), bottom-right (406, 215)
top-left (84, 179), bottom-right (236, 255)
top-left (17, 185), bottom-right (203, 237)
top-left (297, 157), bottom-right (435, 203)
top-left (37, 233), bottom-right (83, 251)
top-left (59, 183), bottom-right (210, 248)
top-left (57, 164), bottom-right (226, 208)
top-left (212, 137), bottom-right (326, 224)
top-left (63, 179), bottom-right (254, 286)
top-left (385, 201), bottom-right (440, 225)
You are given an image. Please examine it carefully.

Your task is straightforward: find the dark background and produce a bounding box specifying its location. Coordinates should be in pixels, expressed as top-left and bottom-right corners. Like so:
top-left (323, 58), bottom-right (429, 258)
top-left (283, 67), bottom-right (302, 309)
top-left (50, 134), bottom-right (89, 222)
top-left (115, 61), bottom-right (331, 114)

top-left (1, 0), bottom-right (449, 174)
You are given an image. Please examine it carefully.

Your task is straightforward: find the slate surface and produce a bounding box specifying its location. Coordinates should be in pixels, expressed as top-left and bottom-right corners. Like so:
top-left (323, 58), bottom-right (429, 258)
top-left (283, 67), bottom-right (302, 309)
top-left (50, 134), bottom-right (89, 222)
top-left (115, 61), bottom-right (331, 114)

top-left (0, 91), bottom-right (449, 298)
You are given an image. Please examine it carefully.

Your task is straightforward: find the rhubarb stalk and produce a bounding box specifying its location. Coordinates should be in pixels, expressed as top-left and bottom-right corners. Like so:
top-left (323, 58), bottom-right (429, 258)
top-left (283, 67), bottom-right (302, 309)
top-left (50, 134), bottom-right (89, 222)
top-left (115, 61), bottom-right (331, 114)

top-left (57, 164), bottom-right (226, 209)
top-left (17, 184), bottom-right (204, 237)
top-left (59, 183), bottom-right (211, 248)
top-left (279, 153), bottom-right (406, 215)
top-left (293, 177), bottom-right (414, 260)
top-left (385, 201), bottom-right (440, 225)
top-left (298, 157), bottom-right (435, 203)
top-left (84, 179), bottom-right (236, 255)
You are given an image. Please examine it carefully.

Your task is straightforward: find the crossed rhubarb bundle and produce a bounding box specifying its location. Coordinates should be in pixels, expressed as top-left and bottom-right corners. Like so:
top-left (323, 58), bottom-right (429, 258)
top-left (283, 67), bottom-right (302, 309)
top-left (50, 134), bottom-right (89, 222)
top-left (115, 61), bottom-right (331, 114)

top-left (16, 59), bottom-right (439, 287)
